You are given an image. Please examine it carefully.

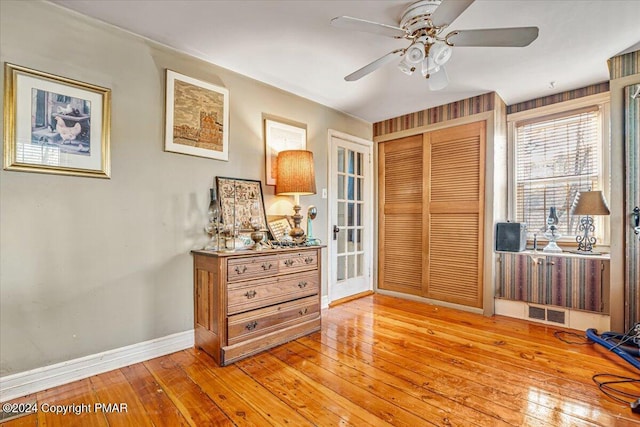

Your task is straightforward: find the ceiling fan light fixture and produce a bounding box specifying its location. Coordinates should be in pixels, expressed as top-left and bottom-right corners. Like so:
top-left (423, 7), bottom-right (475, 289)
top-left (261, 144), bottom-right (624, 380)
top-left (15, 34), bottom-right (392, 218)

top-left (430, 42), bottom-right (452, 66)
top-left (421, 56), bottom-right (439, 77)
top-left (428, 65), bottom-right (449, 90)
top-left (405, 42), bottom-right (426, 63)
top-left (398, 56), bottom-right (416, 75)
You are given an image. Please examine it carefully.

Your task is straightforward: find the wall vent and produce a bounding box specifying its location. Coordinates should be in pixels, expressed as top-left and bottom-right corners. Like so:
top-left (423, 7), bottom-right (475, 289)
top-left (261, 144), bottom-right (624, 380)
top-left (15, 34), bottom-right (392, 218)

top-left (546, 309), bottom-right (566, 324)
top-left (527, 305), bottom-right (567, 325)
top-left (528, 306), bottom-right (546, 320)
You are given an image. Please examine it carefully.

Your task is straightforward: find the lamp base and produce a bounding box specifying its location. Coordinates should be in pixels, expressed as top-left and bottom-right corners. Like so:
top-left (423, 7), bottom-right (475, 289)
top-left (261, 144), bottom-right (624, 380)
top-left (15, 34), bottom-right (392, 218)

top-left (576, 216), bottom-right (597, 253)
top-left (289, 204), bottom-right (306, 243)
top-left (542, 241), bottom-right (562, 254)
top-left (568, 250), bottom-right (604, 256)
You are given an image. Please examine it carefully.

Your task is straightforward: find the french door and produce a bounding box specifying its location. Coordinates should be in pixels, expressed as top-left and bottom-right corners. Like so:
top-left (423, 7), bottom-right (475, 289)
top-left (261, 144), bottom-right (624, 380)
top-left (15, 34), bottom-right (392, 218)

top-left (328, 130), bottom-right (373, 303)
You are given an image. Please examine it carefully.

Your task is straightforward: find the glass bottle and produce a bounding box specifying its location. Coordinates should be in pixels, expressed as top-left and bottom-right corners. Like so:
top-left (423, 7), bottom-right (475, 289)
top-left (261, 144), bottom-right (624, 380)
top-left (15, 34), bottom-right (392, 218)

top-left (204, 188), bottom-right (221, 250)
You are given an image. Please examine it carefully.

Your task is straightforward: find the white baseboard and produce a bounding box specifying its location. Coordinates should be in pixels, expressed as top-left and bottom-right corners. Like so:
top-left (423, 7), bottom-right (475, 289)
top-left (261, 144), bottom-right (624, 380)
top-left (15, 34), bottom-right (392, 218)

top-left (494, 299), bottom-right (610, 332)
top-left (0, 330), bottom-right (194, 402)
top-left (321, 295), bottom-right (329, 309)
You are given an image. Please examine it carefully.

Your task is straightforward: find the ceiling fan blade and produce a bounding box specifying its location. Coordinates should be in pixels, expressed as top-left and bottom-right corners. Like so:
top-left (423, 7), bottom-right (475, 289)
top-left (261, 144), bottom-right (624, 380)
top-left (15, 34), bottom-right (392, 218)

top-left (429, 0), bottom-right (475, 27)
top-left (428, 66), bottom-right (449, 91)
top-left (331, 16), bottom-right (406, 38)
top-left (447, 27), bottom-right (539, 47)
top-left (345, 49), bottom-right (404, 81)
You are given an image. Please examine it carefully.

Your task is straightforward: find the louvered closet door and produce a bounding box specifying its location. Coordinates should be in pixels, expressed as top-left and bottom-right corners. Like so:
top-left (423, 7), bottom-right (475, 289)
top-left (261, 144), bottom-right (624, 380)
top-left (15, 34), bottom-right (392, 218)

top-left (378, 135), bottom-right (427, 295)
top-left (426, 121), bottom-right (485, 308)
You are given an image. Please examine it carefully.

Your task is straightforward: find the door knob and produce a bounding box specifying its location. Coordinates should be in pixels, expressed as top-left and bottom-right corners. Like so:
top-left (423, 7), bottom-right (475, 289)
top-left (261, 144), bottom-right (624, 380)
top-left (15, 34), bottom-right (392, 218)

top-left (333, 225), bottom-right (340, 240)
top-left (633, 207), bottom-right (639, 235)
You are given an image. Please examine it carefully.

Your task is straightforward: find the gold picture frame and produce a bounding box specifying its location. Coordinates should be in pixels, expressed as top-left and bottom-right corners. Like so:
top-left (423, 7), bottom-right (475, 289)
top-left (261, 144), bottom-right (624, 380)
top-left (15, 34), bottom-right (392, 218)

top-left (263, 116), bottom-right (307, 186)
top-left (165, 70), bottom-right (229, 161)
top-left (3, 63), bottom-right (111, 178)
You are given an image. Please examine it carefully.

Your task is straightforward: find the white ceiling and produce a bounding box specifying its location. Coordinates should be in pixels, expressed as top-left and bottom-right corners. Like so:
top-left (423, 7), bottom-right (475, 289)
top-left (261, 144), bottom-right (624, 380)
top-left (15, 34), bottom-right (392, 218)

top-left (51, 0), bottom-right (640, 123)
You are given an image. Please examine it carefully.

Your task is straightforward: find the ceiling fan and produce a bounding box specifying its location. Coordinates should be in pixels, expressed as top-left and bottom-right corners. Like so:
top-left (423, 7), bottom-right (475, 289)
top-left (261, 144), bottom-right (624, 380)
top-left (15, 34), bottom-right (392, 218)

top-left (331, 0), bottom-right (539, 90)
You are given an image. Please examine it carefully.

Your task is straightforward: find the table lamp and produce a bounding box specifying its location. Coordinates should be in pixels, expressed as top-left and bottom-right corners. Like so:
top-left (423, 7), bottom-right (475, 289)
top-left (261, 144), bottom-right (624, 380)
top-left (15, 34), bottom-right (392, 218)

top-left (275, 150), bottom-right (316, 242)
top-left (570, 190), bottom-right (610, 253)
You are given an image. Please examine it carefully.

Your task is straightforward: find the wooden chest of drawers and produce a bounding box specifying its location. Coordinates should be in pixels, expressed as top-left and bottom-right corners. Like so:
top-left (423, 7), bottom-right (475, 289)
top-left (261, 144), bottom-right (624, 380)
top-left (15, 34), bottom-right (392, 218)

top-left (191, 246), bottom-right (322, 366)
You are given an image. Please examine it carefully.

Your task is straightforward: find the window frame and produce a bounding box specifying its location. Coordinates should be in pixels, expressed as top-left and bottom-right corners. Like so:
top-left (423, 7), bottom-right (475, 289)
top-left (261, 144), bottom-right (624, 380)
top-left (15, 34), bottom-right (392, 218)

top-left (507, 92), bottom-right (610, 247)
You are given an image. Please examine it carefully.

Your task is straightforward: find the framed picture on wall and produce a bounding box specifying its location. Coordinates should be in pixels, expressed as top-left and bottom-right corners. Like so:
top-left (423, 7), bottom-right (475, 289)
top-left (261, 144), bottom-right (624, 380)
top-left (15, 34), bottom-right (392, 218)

top-left (263, 116), bottom-right (307, 186)
top-left (165, 70), bottom-right (229, 161)
top-left (3, 63), bottom-right (111, 178)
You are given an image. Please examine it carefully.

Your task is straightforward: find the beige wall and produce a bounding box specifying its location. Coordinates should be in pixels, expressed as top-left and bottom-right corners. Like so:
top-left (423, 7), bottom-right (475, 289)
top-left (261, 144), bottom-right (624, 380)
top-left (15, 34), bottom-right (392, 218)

top-left (0, 0), bottom-right (371, 375)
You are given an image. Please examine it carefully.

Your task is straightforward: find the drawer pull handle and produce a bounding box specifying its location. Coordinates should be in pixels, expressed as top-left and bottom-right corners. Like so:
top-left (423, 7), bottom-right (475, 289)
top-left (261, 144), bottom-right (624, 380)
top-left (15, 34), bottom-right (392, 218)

top-left (298, 281), bottom-right (308, 289)
top-left (235, 265), bottom-right (248, 274)
top-left (299, 308), bottom-right (308, 316)
top-left (284, 259), bottom-right (294, 267)
top-left (244, 290), bottom-right (257, 299)
top-left (261, 262), bottom-right (273, 270)
top-left (304, 257), bottom-right (314, 264)
top-left (245, 321), bottom-right (258, 331)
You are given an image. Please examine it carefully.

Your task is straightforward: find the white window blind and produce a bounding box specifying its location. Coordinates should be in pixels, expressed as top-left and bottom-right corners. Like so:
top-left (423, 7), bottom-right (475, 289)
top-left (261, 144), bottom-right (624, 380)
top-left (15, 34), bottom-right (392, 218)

top-left (515, 107), bottom-right (601, 239)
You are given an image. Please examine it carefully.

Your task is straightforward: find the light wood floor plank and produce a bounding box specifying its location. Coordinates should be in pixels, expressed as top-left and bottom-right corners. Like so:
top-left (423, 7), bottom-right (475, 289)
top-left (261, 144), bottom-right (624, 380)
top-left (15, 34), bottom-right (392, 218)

top-left (143, 355), bottom-right (232, 426)
top-left (120, 362), bottom-right (190, 426)
top-left (89, 369), bottom-right (153, 427)
top-left (236, 352), bottom-right (391, 426)
top-left (188, 348), bottom-right (315, 427)
top-left (35, 378), bottom-right (107, 427)
top-left (274, 340), bottom-right (512, 427)
top-left (169, 350), bottom-right (273, 426)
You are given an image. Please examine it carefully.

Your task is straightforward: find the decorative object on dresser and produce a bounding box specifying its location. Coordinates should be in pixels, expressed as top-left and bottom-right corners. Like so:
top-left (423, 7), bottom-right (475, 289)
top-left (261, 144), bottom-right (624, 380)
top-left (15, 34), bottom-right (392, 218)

top-left (268, 216), bottom-right (293, 242)
top-left (3, 63), bottom-right (111, 178)
top-left (216, 177), bottom-right (270, 251)
top-left (275, 150), bottom-right (317, 243)
top-left (204, 187), bottom-right (222, 250)
top-left (165, 70), bottom-right (229, 161)
top-left (306, 205), bottom-right (321, 245)
top-left (570, 190), bottom-right (610, 254)
top-left (542, 207), bottom-right (562, 254)
top-left (192, 246), bottom-right (323, 365)
top-left (263, 116), bottom-right (307, 186)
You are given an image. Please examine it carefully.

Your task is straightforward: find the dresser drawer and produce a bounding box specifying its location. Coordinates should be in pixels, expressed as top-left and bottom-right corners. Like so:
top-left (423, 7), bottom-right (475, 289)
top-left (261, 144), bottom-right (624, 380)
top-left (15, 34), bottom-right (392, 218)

top-left (278, 251), bottom-right (318, 273)
top-left (227, 272), bottom-right (319, 315)
top-left (227, 295), bottom-right (319, 344)
top-left (227, 255), bottom-right (279, 282)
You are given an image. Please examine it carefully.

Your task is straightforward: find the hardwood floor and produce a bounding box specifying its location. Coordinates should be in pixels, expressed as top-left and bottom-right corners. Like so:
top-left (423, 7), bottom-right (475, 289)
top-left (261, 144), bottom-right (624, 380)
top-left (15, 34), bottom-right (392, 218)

top-left (2, 294), bottom-right (638, 426)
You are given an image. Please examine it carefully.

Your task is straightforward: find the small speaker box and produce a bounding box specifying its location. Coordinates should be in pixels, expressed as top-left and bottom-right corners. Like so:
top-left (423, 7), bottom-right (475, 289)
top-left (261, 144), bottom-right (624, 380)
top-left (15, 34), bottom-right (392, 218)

top-left (495, 222), bottom-right (527, 252)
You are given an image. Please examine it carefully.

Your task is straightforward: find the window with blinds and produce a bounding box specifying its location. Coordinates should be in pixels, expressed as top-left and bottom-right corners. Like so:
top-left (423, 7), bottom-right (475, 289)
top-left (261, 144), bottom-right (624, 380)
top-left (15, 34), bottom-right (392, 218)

top-left (514, 106), bottom-right (602, 240)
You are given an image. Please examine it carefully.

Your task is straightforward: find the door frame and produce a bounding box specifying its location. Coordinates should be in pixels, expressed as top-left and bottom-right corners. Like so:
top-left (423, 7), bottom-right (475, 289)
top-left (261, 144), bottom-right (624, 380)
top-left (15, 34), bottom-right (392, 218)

top-left (327, 129), bottom-right (374, 304)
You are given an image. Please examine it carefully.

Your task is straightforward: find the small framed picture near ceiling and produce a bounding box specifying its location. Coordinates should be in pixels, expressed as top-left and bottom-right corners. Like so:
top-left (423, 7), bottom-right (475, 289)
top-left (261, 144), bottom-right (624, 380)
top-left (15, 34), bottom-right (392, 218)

top-left (264, 116), bottom-right (307, 186)
top-left (3, 63), bottom-right (111, 178)
top-left (165, 70), bottom-right (229, 161)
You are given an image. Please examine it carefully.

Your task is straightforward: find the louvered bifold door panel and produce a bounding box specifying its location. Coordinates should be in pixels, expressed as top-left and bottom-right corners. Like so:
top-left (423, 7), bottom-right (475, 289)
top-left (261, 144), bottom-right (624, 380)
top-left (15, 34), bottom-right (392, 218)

top-left (379, 135), bottom-right (425, 295)
top-left (429, 214), bottom-right (480, 305)
top-left (426, 121), bottom-right (485, 308)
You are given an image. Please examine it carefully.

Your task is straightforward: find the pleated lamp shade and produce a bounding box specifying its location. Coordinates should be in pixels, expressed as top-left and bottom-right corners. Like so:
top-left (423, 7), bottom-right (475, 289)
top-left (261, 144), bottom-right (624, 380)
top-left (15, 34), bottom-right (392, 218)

top-left (571, 191), bottom-right (610, 215)
top-left (275, 150), bottom-right (317, 196)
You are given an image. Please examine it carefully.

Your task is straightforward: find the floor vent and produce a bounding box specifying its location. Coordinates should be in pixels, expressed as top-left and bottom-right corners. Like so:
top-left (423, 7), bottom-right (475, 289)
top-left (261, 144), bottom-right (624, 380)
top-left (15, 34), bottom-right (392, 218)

top-left (527, 305), bottom-right (567, 325)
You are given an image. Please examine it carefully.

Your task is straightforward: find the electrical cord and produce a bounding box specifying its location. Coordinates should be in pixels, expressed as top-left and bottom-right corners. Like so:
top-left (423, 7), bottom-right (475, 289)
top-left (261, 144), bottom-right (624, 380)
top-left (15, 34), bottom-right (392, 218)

top-left (553, 330), bottom-right (592, 345)
top-left (592, 374), bottom-right (640, 409)
top-left (557, 328), bottom-right (640, 412)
